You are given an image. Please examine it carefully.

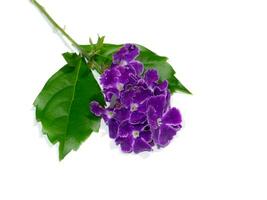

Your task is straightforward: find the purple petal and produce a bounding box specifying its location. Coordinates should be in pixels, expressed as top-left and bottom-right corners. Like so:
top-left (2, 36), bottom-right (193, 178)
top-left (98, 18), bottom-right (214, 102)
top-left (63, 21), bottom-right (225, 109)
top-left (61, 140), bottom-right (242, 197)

top-left (114, 107), bottom-right (130, 122)
top-left (120, 88), bottom-right (135, 107)
top-left (128, 74), bottom-right (139, 85)
top-left (137, 100), bottom-right (147, 113)
top-left (129, 61), bottom-right (144, 75)
top-left (108, 118), bottom-right (119, 139)
top-left (133, 137), bottom-right (152, 153)
top-left (90, 101), bottom-right (104, 116)
top-left (157, 124), bottom-right (177, 147)
top-left (129, 111), bottom-right (147, 124)
top-left (102, 108), bottom-right (114, 123)
top-left (116, 66), bottom-right (134, 84)
top-left (131, 123), bottom-right (147, 132)
top-left (162, 108), bottom-right (182, 125)
top-left (147, 95), bottom-right (166, 117)
top-left (158, 80), bottom-right (168, 90)
top-left (116, 135), bottom-right (134, 153)
top-left (113, 44), bottom-right (139, 64)
top-left (172, 124), bottom-right (182, 130)
top-left (144, 69), bottom-right (159, 86)
top-left (164, 90), bottom-right (171, 112)
top-left (139, 130), bottom-right (152, 142)
top-left (136, 79), bottom-right (148, 88)
top-left (133, 86), bottom-right (153, 104)
top-left (100, 68), bottom-right (120, 88)
top-left (154, 86), bottom-right (166, 96)
top-left (109, 63), bottom-right (118, 68)
top-left (103, 87), bottom-right (119, 102)
top-left (118, 120), bottom-right (133, 137)
top-left (149, 140), bottom-right (155, 147)
top-left (147, 106), bottom-right (158, 129)
top-left (90, 102), bottom-right (113, 123)
top-left (151, 128), bottom-right (160, 145)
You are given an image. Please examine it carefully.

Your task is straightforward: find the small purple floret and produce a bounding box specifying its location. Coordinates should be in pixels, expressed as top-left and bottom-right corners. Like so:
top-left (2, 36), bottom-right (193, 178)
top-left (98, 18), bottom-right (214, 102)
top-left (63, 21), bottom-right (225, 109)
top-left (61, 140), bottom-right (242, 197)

top-left (90, 44), bottom-right (182, 153)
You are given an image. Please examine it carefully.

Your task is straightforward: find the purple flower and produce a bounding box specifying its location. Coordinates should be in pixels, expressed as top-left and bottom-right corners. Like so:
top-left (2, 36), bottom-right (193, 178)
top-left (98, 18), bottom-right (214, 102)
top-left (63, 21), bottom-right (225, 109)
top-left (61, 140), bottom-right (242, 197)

top-left (115, 121), bottom-right (153, 153)
top-left (99, 44), bottom-right (144, 101)
top-left (113, 44), bottom-right (139, 64)
top-left (148, 104), bottom-right (182, 147)
top-left (90, 44), bottom-right (182, 153)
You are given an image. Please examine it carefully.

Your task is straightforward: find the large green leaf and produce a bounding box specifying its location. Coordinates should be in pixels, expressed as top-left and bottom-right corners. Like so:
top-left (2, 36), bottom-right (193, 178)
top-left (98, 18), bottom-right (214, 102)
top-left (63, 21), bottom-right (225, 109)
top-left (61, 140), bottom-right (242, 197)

top-left (34, 53), bottom-right (105, 160)
top-left (81, 43), bottom-right (191, 94)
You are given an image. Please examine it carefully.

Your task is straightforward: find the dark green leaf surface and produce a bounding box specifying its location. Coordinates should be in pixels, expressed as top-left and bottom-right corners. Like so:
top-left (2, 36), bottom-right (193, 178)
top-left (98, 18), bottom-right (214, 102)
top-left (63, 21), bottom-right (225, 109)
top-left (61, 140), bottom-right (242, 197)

top-left (82, 44), bottom-right (191, 94)
top-left (34, 53), bottom-right (105, 160)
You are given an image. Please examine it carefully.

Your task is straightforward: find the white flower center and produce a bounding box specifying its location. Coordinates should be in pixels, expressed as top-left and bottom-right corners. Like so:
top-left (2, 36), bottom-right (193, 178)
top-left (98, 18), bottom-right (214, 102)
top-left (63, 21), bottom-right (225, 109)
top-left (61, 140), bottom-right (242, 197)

top-left (107, 111), bottom-right (114, 118)
top-left (132, 130), bottom-right (140, 138)
top-left (117, 83), bottom-right (124, 91)
top-left (130, 103), bottom-right (138, 112)
top-left (157, 118), bottom-right (162, 126)
top-left (119, 60), bottom-right (128, 66)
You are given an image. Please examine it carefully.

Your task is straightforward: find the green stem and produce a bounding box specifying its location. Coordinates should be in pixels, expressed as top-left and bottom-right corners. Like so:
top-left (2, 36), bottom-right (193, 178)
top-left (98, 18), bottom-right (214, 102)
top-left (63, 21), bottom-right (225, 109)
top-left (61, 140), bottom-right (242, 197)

top-left (31, 0), bottom-right (102, 73)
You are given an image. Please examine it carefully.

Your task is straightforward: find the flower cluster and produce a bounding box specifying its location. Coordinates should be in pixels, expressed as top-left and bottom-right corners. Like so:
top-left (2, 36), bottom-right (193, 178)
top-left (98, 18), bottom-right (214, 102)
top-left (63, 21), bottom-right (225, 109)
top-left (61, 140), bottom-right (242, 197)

top-left (90, 44), bottom-right (182, 153)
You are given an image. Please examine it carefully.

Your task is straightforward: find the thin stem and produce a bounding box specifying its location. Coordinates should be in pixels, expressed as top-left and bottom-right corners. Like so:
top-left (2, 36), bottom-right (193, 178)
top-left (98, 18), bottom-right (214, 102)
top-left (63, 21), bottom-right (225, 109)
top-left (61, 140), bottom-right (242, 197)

top-left (31, 0), bottom-right (91, 61)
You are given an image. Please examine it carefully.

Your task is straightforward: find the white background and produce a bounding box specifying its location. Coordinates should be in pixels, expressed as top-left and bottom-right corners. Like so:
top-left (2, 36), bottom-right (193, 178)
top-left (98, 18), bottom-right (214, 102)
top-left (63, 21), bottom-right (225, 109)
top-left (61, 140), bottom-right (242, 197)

top-left (0, 0), bottom-right (266, 199)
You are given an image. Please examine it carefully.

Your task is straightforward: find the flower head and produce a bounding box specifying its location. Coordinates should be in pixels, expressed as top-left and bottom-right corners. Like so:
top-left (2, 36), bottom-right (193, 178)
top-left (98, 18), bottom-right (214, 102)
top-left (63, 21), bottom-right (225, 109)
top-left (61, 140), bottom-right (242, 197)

top-left (90, 44), bottom-right (182, 153)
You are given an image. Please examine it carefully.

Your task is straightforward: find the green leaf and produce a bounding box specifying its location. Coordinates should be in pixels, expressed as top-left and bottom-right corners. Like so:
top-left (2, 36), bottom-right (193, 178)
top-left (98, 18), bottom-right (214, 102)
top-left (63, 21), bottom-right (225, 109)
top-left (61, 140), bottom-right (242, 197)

top-left (81, 44), bottom-right (191, 94)
top-left (34, 53), bottom-right (105, 160)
